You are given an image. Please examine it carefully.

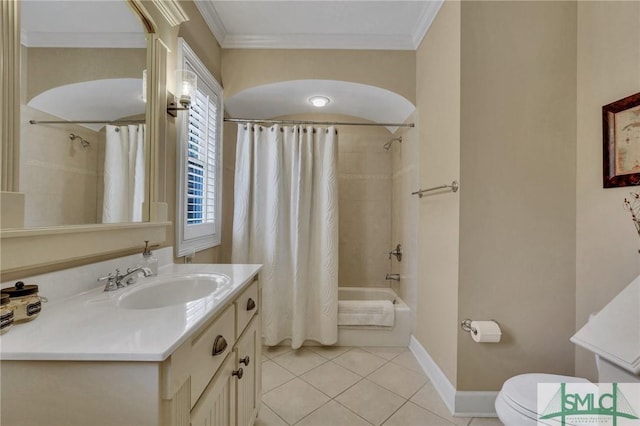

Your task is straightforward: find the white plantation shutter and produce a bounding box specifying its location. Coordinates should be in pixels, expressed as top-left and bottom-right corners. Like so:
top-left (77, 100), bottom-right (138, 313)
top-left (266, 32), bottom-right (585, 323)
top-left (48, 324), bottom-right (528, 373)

top-left (176, 39), bottom-right (223, 256)
top-left (186, 89), bottom-right (217, 226)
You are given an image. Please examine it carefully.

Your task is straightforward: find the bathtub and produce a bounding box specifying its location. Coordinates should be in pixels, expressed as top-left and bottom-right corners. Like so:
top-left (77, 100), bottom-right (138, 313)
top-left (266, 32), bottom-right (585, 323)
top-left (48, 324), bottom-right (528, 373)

top-left (337, 287), bottom-right (410, 347)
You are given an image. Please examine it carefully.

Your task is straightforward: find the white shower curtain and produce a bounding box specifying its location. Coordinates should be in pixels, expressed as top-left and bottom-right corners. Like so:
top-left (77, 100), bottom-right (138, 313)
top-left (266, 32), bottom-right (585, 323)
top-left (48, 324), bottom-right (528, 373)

top-left (103, 124), bottom-right (145, 223)
top-left (232, 124), bottom-right (339, 348)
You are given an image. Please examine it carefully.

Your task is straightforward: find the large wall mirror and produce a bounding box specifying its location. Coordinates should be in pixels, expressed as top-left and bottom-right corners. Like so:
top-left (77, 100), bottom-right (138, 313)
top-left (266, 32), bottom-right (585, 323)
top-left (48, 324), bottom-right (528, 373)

top-left (19, 0), bottom-right (148, 227)
top-left (0, 0), bottom-right (187, 275)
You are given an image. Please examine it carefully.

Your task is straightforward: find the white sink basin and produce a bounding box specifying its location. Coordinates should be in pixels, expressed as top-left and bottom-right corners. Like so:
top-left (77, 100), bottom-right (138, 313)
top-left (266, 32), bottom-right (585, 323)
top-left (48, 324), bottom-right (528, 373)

top-left (117, 273), bottom-right (231, 309)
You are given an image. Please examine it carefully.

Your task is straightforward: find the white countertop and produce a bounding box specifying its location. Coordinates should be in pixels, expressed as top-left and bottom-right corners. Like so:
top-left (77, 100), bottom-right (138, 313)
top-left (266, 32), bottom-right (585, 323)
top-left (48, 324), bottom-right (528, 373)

top-left (0, 264), bottom-right (262, 362)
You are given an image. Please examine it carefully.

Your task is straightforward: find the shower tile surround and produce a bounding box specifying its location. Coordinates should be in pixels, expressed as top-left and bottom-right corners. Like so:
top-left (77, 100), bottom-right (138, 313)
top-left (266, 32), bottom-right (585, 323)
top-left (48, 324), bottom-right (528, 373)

top-left (20, 105), bottom-right (102, 227)
top-left (338, 124), bottom-right (394, 288)
top-left (258, 345), bottom-right (503, 426)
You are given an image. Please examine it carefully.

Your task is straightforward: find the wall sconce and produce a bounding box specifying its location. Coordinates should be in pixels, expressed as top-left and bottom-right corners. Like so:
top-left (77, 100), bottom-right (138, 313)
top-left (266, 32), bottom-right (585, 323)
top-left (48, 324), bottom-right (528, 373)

top-left (141, 69), bottom-right (147, 103)
top-left (167, 69), bottom-right (197, 117)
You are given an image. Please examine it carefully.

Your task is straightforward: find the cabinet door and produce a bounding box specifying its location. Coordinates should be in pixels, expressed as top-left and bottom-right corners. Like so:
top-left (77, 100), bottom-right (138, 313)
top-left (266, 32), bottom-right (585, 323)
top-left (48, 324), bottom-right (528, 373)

top-left (191, 354), bottom-right (237, 426)
top-left (235, 317), bottom-right (261, 426)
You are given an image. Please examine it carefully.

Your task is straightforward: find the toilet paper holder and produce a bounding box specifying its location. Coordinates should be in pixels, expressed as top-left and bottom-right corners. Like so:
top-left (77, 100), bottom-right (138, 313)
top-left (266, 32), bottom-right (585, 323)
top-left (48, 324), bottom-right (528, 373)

top-left (461, 319), bottom-right (477, 335)
top-left (461, 318), bottom-right (500, 335)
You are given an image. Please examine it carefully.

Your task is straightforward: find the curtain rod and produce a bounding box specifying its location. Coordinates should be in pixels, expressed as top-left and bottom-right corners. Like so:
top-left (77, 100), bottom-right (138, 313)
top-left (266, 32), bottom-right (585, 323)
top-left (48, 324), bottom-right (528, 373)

top-left (29, 119), bottom-right (145, 125)
top-left (224, 118), bottom-right (415, 128)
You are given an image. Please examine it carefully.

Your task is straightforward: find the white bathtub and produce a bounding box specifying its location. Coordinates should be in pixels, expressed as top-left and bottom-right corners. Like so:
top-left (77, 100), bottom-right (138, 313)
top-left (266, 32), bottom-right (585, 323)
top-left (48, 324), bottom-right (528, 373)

top-left (337, 287), bottom-right (410, 347)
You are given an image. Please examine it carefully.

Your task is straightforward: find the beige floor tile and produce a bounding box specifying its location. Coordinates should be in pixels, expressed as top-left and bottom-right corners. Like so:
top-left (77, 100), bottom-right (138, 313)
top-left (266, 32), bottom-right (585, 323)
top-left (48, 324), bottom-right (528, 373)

top-left (410, 382), bottom-right (471, 426)
top-left (391, 350), bottom-right (424, 374)
top-left (272, 348), bottom-right (328, 375)
top-left (295, 400), bottom-right (373, 426)
top-left (300, 360), bottom-right (362, 398)
top-left (335, 379), bottom-right (405, 426)
top-left (367, 361), bottom-right (428, 399)
top-left (306, 345), bottom-right (352, 360)
top-left (333, 348), bottom-right (388, 377)
top-left (361, 347), bottom-right (407, 361)
top-left (469, 417), bottom-right (504, 426)
top-left (263, 378), bottom-right (331, 425)
top-left (262, 346), bottom-right (273, 360)
top-left (383, 401), bottom-right (454, 426)
top-left (263, 360), bottom-right (296, 392)
top-left (264, 345), bottom-right (294, 359)
top-left (255, 404), bottom-right (288, 426)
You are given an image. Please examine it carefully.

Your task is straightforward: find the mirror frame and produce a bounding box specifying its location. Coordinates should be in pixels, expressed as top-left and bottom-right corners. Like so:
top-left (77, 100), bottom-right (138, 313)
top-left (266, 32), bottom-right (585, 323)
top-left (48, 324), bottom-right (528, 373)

top-left (0, 0), bottom-right (187, 275)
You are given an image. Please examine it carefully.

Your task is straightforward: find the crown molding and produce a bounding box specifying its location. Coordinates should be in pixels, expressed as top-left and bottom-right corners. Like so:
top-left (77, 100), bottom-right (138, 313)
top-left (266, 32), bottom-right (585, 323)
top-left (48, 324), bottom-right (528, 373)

top-left (221, 33), bottom-right (416, 51)
top-left (193, 0), bottom-right (227, 46)
top-left (194, 0), bottom-right (442, 51)
top-left (411, 0), bottom-right (444, 49)
top-left (151, 0), bottom-right (189, 27)
top-left (20, 31), bottom-right (146, 48)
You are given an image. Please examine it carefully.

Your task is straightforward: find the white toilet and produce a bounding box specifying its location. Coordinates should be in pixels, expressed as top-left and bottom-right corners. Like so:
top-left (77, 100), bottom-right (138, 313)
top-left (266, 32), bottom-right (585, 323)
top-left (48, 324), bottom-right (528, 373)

top-left (495, 276), bottom-right (640, 426)
top-left (495, 373), bottom-right (588, 426)
top-left (495, 356), bottom-right (639, 426)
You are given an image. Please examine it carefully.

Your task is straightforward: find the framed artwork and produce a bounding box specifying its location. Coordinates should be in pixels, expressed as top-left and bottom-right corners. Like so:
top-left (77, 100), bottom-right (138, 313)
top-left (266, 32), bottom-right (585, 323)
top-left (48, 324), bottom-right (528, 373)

top-left (603, 92), bottom-right (640, 188)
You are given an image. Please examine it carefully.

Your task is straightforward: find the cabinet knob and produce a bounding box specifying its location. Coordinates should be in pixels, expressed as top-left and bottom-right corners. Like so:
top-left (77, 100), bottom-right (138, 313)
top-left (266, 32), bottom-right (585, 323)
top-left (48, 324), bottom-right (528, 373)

top-left (211, 335), bottom-right (228, 356)
top-left (246, 298), bottom-right (256, 311)
top-left (239, 356), bottom-right (250, 366)
top-left (232, 368), bottom-right (244, 379)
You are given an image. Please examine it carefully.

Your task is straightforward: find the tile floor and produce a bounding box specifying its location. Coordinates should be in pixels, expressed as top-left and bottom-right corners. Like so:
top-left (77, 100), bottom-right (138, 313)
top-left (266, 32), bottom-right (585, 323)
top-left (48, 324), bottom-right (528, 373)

top-left (257, 346), bottom-right (504, 426)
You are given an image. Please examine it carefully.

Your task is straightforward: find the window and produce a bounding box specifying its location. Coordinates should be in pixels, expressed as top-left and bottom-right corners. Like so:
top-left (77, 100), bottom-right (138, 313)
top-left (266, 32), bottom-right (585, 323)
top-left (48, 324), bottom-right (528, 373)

top-left (176, 39), bottom-right (223, 256)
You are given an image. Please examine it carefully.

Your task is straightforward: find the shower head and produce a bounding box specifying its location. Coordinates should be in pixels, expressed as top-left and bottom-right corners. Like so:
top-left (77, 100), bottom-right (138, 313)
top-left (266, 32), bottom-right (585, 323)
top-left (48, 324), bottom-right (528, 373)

top-left (383, 136), bottom-right (402, 151)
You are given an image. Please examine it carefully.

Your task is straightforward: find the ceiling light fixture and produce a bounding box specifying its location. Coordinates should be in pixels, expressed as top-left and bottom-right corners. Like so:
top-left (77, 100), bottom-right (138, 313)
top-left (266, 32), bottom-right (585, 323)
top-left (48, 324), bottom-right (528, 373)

top-left (308, 96), bottom-right (330, 108)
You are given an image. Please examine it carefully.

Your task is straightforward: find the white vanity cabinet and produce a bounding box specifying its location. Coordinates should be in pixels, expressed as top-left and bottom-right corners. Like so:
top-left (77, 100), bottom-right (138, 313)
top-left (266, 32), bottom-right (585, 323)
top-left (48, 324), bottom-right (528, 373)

top-left (190, 278), bottom-right (262, 426)
top-left (0, 272), bottom-right (261, 426)
top-left (235, 315), bottom-right (261, 426)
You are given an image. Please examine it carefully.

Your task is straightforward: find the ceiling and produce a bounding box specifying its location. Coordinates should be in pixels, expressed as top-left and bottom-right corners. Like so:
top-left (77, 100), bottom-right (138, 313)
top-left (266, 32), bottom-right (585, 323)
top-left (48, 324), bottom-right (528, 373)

top-left (29, 79), bottom-right (146, 131)
top-left (202, 1), bottom-right (442, 128)
top-left (195, 1), bottom-right (443, 50)
top-left (20, 0), bottom-right (145, 47)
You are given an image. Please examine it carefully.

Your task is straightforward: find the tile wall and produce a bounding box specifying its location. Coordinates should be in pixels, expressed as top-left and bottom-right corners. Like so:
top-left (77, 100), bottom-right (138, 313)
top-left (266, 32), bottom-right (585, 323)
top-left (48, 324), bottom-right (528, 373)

top-left (338, 124), bottom-right (394, 288)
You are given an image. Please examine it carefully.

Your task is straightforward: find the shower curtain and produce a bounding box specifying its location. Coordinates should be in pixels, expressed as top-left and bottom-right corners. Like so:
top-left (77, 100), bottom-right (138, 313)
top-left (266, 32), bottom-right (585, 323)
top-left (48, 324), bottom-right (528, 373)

top-left (232, 124), bottom-right (339, 348)
top-left (102, 124), bottom-right (145, 223)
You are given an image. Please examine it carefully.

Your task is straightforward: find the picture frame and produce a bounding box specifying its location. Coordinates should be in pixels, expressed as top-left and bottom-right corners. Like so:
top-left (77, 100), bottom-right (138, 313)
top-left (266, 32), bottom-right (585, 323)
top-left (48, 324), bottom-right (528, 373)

top-left (603, 92), bottom-right (640, 188)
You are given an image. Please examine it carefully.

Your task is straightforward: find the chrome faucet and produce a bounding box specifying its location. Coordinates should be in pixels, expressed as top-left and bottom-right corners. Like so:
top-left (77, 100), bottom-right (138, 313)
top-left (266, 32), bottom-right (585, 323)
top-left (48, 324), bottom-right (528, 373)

top-left (385, 273), bottom-right (401, 282)
top-left (98, 267), bottom-right (153, 292)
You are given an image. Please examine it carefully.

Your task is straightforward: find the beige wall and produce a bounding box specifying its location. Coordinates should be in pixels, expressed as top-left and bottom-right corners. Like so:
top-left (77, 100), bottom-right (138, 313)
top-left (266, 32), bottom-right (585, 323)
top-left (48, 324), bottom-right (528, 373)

top-left (221, 49), bottom-right (416, 104)
top-left (177, 0), bottom-right (222, 83)
top-left (24, 48), bottom-right (145, 102)
top-left (575, 1), bottom-right (640, 381)
top-left (166, 2), bottom-right (227, 265)
top-left (415, 0), bottom-right (461, 385)
top-left (457, 0), bottom-right (578, 391)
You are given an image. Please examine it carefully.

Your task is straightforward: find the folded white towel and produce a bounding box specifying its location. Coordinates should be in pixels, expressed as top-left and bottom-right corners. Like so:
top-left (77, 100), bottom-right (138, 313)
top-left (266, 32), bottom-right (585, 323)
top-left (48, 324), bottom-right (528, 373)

top-left (338, 300), bottom-right (395, 327)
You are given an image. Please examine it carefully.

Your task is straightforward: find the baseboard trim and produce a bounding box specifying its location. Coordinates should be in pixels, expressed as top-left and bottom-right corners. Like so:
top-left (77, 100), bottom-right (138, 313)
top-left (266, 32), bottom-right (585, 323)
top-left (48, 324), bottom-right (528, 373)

top-left (409, 335), bottom-right (498, 417)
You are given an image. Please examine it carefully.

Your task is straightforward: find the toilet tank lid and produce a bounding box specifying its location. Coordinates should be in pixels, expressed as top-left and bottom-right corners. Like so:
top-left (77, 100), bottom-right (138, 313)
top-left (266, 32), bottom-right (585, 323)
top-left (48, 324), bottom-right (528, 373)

top-left (571, 275), bottom-right (640, 375)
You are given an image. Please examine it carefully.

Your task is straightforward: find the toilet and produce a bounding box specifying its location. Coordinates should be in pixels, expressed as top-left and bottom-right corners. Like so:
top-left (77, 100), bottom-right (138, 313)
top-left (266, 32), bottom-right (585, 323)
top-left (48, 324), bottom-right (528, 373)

top-left (495, 373), bottom-right (589, 426)
top-left (495, 276), bottom-right (640, 426)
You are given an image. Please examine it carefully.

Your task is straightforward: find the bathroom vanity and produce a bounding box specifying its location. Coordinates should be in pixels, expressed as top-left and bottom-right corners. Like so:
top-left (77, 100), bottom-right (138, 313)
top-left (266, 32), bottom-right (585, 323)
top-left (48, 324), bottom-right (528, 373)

top-left (0, 264), bottom-right (262, 426)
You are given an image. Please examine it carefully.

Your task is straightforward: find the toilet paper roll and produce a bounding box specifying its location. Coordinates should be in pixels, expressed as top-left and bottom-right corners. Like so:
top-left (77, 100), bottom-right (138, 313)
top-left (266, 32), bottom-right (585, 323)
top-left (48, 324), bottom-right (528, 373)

top-left (470, 320), bottom-right (502, 343)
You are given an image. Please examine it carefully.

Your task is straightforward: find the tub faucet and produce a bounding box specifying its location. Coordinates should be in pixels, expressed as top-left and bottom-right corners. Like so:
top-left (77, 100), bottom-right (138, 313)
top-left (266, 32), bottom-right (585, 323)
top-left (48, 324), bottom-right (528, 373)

top-left (386, 273), bottom-right (401, 282)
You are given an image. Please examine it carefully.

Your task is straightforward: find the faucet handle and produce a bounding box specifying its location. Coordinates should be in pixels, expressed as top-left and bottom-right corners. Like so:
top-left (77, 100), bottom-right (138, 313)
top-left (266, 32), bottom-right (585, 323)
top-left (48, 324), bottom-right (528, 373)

top-left (98, 273), bottom-right (119, 292)
top-left (97, 272), bottom-right (115, 282)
